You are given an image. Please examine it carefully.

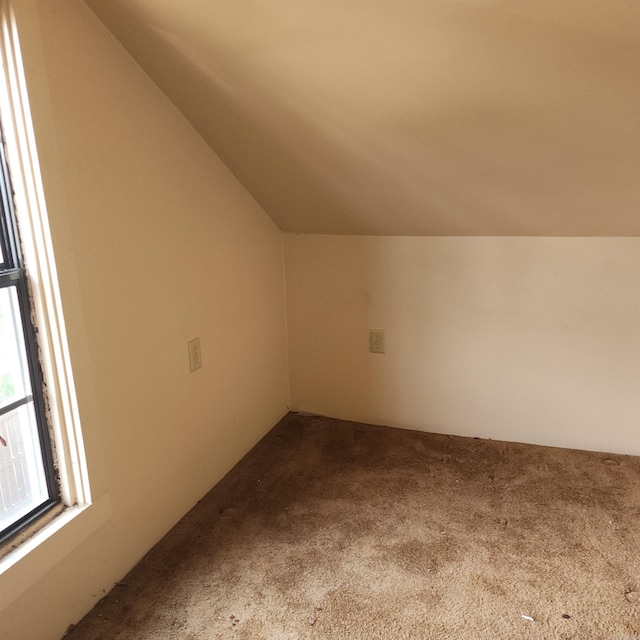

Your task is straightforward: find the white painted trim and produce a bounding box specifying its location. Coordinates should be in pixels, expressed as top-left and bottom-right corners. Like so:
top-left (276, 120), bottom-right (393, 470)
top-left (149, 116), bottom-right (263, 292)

top-left (0, 1), bottom-right (89, 509)
top-left (0, 1), bottom-right (110, 602)
top-left (0, 492), bottom-right (111, 604)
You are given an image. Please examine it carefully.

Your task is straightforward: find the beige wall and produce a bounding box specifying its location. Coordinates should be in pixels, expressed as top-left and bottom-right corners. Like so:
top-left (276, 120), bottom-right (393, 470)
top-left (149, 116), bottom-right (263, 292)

top-left (85, 0), bottom-right (640, 237)
top-left (1, 2), bottom-right (289, 639)
top-left (3, 2), bottom-right (640, 639)
top-left (285, 234), bottom-right (640, 456)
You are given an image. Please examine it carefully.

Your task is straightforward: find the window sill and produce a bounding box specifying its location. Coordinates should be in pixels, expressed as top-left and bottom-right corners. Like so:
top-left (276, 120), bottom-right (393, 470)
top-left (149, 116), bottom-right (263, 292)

top-left (0, 492), bottom-right (111, 605)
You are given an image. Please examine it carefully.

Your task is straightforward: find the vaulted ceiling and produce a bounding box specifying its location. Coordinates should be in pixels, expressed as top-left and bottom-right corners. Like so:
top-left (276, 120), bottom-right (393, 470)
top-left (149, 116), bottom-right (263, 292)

top-left (85, 0), bottom-right (640, 236)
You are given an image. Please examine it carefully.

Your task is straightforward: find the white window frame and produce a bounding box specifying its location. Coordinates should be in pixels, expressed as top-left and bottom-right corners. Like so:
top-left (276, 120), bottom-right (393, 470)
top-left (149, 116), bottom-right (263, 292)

top-left (0, 0), bottom-right (109, 600)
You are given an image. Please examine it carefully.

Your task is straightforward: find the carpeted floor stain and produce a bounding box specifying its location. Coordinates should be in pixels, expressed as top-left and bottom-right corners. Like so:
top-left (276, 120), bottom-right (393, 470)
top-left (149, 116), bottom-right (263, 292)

top-left (64, 413), bottom-right (640, 639)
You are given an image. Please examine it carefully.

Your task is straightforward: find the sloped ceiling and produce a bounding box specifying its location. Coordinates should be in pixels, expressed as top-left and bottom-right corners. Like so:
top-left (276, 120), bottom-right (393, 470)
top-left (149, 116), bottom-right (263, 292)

top-left (84, 0), bottom-right (640, 236)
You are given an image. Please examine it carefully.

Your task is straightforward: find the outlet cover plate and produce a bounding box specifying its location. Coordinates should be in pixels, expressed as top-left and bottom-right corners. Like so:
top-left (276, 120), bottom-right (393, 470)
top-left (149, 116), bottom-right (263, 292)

top-left (188, 337), bottom-right (202, 371)
top-left (370, 329), bottom-right (385, 354)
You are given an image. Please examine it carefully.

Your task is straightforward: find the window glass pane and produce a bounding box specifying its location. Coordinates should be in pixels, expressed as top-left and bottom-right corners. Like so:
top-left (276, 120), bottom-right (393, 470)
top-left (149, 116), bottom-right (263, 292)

top-left (0, 402), bottom-right (48, 532)
top-left (0, 285), bottom-right (31, 409)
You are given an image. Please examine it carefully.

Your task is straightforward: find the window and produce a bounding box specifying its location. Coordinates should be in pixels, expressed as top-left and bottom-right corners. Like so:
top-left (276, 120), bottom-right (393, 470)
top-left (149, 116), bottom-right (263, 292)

top-left (0, 129), bottom-right (59, 544)
top-left (0, 1), bottom-right (94, 569)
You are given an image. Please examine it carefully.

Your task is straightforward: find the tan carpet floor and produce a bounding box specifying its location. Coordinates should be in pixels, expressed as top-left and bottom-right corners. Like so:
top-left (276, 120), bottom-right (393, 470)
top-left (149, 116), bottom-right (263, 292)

top-left (64, 413), bottom-right (640, 639)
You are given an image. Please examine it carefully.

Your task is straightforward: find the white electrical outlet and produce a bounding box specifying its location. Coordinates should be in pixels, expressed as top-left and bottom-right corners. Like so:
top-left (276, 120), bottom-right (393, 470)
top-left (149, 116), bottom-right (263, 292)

top-left (370, 329), bottom-right (385, 354)
top-left (188, 337), bottom-right (202, 372)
